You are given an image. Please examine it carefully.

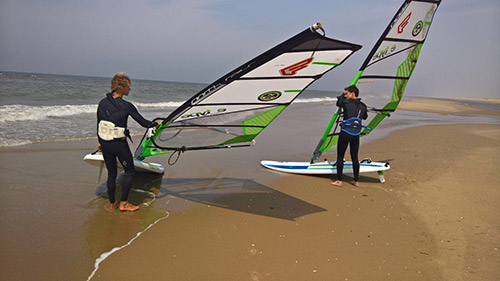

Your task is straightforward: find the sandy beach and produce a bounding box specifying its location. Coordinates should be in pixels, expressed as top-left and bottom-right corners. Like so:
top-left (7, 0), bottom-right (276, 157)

top-left (0, 98), bottom-right (499, 281)
top-left (398, 98), bottom-right (500, 116)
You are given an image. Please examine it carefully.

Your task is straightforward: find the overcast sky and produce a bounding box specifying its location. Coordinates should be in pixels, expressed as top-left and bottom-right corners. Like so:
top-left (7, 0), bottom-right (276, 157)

top-left (1, 0), bottom-right (499, 97)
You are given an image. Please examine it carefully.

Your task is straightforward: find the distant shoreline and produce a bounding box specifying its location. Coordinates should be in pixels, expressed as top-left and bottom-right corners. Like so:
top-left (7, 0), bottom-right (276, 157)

top-left (2, 71), bottom-right (500, 100)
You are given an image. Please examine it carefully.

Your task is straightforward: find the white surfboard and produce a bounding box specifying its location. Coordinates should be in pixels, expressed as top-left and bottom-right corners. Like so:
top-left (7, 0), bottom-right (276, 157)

top-left (84, 152), bottom-right (164, 174)
top-left (261, 158), bottom-right (389, 182)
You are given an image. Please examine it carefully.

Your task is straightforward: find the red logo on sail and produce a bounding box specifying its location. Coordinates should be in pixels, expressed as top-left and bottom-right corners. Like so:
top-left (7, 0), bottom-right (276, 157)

top-left (398, 12), bottom-right (412, 33)
top-left (279, 57), bottom-right (313, 76)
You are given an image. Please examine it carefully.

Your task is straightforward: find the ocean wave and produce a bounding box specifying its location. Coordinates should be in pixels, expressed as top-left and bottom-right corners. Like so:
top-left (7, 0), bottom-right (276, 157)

top-left (0, 101), bottom-right (182, 122)
top-left (0, 104), bottom-right (97, 122)
top-left (134, 101), bottom-right (183, 108)
top-left (0, 96), bottom-right (385, 123)
top-left (0, 137), bottom-right (32, 147)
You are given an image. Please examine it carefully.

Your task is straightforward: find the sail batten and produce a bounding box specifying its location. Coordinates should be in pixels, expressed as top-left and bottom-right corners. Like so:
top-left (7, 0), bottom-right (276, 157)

top-left (384, 38), bottom-right (425, 43)
top-left (359, 75), bottom-right (411, 80)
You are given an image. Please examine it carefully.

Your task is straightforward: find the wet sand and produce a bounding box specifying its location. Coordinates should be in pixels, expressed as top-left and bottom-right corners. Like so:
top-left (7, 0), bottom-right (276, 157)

top-left (0, 98), bottom-right (499, 281)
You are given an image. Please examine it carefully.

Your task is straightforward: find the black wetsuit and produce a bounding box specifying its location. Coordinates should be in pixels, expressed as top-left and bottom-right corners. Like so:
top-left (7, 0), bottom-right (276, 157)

top-left (97, 92), bottom-right (156, 203)
top-left (335, 95), bottom-right (368, 182)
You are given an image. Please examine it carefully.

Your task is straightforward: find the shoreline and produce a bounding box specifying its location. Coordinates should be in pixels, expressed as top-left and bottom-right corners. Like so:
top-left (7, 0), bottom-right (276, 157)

top-left (0, 98), bottom-right (499, 280)
top-left (1, 96), bottom-right (499, 149)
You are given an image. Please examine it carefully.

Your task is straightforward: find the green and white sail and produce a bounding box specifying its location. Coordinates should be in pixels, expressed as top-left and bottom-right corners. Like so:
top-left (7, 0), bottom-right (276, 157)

top-left (135, 24), bottom-right (362, 160)
top-left (311, 0), bottom-right (441, 162)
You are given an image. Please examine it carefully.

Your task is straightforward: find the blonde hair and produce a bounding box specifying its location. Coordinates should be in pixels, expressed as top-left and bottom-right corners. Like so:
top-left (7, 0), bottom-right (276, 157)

top-left (111, 72), bottom-right (131, 91)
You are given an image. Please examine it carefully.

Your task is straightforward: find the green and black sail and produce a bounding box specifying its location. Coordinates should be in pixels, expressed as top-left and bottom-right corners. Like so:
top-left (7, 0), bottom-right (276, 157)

top-left (311, 0), bottom-right (441, 162)
top-left (135, 24), bottom-right (362, 160)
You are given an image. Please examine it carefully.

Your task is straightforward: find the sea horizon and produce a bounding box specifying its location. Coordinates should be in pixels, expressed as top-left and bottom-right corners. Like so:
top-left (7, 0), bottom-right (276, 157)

top-left (1, 71), bottom-right (499, 148)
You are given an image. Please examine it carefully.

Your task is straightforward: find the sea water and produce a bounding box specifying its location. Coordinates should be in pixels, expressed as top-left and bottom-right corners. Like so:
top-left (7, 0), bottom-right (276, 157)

top-left (1, 71), bottom-right (499, 148)
top-left (0, 72), bottom-right (342, 147)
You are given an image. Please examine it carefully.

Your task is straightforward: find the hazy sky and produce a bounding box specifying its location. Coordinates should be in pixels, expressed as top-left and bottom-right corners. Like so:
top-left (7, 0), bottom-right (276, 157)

top-left (1, 0), bottom-right (499, 97)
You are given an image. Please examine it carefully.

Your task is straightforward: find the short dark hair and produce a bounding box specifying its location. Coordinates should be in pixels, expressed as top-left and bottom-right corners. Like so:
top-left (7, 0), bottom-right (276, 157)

top-left (344, 85), bottom-right (359, 97)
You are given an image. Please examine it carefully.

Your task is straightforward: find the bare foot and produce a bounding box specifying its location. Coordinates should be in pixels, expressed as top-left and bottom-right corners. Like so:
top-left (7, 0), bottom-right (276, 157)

top-left (351, 181), bottom-right (359, 187)
top-left (109, 202), bottom-right (119, 210)
top-left (331, 180), bottom-right (342, 187)
top-left (119, 201), bottom-right (139, 212)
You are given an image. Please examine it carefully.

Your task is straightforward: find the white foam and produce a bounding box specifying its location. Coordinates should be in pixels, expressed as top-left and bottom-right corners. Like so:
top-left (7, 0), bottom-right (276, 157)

top-left (0, 137), bottom-right (32, 147)
top-left (0, 101), bottom-right (183, 123)
top-left (87, 209), bottom-right (170, 281)
top-left (132, 189), bottom-right (157, 207)
top-left (134, 101), bottom-right (183, 108)
top-left (0, 104), bottom-right (97, 122)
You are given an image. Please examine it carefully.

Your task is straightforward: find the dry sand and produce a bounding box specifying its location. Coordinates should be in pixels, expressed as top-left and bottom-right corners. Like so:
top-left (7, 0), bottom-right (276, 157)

top-left (398, 98), bottom-right (500, 116)
top-left (0, 98), bottom-right (499, 281)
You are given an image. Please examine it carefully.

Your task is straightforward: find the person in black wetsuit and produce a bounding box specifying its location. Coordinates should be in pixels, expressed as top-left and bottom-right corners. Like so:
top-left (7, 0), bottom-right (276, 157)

top-left (331, 85), bottom-right (368, 187)
top-left (97, 72), bottom-right (158, 211)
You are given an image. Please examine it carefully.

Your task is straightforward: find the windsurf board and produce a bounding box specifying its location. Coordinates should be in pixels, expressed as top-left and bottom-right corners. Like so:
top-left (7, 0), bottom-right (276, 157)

top-left (261, 159), bottom-right (389, 182)
top-left (84, 152), bottom-right (164, 174)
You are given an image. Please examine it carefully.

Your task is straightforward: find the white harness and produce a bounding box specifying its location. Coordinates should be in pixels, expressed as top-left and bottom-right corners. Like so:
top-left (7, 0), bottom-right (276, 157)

top-left (98, 120), bottom-right (127, 140)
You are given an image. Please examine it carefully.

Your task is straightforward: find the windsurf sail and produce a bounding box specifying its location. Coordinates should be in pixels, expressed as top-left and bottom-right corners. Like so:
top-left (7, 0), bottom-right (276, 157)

top-left (311, 0), bottom-right (441, 162)
top-left (135, 23), bottom-right (362, 160)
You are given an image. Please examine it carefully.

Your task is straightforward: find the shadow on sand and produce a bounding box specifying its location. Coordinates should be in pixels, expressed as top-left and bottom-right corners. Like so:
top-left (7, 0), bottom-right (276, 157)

top-left (96, 173), bottom-right (326, 221)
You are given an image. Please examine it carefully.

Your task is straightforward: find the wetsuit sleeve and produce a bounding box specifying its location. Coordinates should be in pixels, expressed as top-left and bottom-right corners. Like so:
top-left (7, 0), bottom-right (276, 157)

top-left (336, 94), bottom-right (346, 107)
top-left (360, 103), bottom-right (368, 120)
top-left (96, 99), bottom-right (106, 138)
top-left (96, 99), bottom-right (108, 122)
top-left (126, 103), bottom-right (156, 128)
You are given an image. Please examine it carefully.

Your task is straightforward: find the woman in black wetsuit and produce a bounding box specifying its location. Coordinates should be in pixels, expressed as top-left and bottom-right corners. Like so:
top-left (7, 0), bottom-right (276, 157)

top-left (331, 85), bottom-right (368, 188)
top-left (97, 73), bottom-right (157, 211)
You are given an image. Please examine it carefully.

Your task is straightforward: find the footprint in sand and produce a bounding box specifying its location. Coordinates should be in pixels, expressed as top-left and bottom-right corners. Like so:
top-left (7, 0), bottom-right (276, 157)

top-left (249, 270), bottom-right (261, 281)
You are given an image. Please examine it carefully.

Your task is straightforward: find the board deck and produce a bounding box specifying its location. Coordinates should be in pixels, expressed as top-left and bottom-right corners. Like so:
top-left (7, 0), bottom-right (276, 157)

top-left (261, 159), bottom-right (390, 182)
top-left (84, 152), bottom-right (164, 174)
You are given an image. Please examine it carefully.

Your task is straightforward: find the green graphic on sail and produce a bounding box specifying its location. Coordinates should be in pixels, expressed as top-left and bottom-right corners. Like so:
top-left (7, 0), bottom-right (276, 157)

top-left (311, 0), bottom-right (441, 163)
top-left (134, 23), bottom-right (362, 160)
